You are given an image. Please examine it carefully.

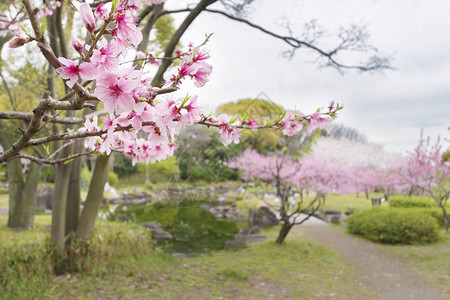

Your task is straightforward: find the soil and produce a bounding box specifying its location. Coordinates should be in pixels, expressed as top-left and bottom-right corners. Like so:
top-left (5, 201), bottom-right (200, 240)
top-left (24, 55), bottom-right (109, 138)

top-left (294, 226), bottom-right (448, 300)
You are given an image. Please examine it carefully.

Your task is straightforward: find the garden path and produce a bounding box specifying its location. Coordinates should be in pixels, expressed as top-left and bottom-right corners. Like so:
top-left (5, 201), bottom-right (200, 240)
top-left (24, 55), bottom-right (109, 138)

top-left (294, 226), bottom-right (448, 300)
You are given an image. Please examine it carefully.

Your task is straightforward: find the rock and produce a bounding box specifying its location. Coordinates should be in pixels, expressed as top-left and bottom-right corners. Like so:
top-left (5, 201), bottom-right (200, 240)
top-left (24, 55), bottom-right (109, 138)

top-left (325, 210), bottom-right (341, 215)
top-left (238, 228), bottom-right (249, 235)
top-left (330, 214), bottom-right (341, 224)
top-left (151, 229), bottom-right (173, 242)
top-left (136, 222), bottom-right (162, 230)
top-left (200, 203), bottom-right (213, 211)
top-left (136, 222), bottom-right (172, 241)
top-left (249, 225), bottom-right (260, 234)
top-left (116, 214), bottom-right (129, 222)
top-left (37, 185), bottom-right (53, 211)
top-left (248, 206), bottom-right (278, 228)
top-left (345, 211), bottom-right (354, 216)
top-left (246, 235), bottom-right (266, 242)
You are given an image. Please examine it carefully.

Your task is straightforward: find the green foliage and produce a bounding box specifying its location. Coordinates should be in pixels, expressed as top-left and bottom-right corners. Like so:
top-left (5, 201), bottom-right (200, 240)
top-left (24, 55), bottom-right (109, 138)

top-left (347, 208), bottom-right (439, 244)
top-left (153, 14), bottom-right (177, 51)
top-left (217, 98), bottom-right (285, 152)
top-left (409, 207), bottom-right (446, 228)
top-left (108, 171), bottom-right (119, 186)
top-left (144, 181), bottom-right (155, 191)
top-left (389, 195), bottom-right (437, 208)
top-left (81, 167), bottom-right (92, 183)
top-left (41, 166), bottom-right (55, 183)
top-left (177, 127), bottom-right (241, 182)
top-left (145, 156), bottom-right (180, 182)
top-left (113, 153), bottom-right (138, 176)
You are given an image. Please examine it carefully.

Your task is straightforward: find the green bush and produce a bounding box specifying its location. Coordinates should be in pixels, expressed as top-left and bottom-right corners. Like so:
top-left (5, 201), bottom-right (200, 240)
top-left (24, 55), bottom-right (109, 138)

top-left (347, 208), bottom-right (439, 244)
top-left (389, 195), bottom-right (436, 208)
top-left (409, 207), bottom-right (445, 227)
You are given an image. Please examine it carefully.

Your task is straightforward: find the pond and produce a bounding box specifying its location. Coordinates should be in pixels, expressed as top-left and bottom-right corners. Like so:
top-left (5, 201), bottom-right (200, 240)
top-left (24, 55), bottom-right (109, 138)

top-left (108, 199), bottom-right (247, 253)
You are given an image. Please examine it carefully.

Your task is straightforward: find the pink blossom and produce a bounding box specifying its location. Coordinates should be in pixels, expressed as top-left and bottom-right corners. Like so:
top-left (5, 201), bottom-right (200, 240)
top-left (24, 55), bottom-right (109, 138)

top-left (247, 119), bottom-right (258, 129)
top-left (79, 2), bottom-right (96, 33)
top-left (56, 58), bottom-right (96, 88)
top-left (94, 73), bottom-right (139, 113)
top-left (191, 61), bottom-right (212, 87)
top-left (91, 38), bottom-right (120, 72)
top-left (94, 3), bottom-right (109, 20)
top-left (308, 112), bottom-right (331, 133)
top-left (281, 110), bottom-right (303, 136)
top-left (181, 96), bottom-right (202, 125)
top-left (113, 8), bottom-right (142, 47)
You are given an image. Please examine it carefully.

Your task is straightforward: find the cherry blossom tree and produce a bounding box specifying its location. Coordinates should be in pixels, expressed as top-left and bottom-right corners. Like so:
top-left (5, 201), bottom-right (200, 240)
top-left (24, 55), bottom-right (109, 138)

top-left (404, 134), bottom-right (450, 231)
top-left (229, 149), bottom-right (325, 244)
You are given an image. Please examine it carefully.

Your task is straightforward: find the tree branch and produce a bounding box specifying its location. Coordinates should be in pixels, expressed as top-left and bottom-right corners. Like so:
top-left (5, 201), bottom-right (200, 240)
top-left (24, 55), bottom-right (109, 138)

top-left (16, 151), bottom-right (96, 166)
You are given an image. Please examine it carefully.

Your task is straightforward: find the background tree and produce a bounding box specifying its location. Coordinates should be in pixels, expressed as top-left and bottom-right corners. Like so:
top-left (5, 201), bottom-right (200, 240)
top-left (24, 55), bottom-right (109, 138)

top-left (404, 134), bottom-right (450, 231)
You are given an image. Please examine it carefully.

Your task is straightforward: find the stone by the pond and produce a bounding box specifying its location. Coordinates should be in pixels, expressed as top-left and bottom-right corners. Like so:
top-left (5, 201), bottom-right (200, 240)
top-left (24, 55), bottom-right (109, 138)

top-left (37, 185), bottom-right (53, 211)
top-left (225, 233), bottom-right (267, 249)
top-left (116, 214), bottom-right (129, 222)
top-left (200, 203), bottom-right (213, 211)
top-left (249, 225), bottom-right (260, 234)
top-left (325, 210), bottom-right (341, 215)
top-left (245, 235), bottom-right (266, 242)
top-left (136, 222), bottom-right (173, 241)
top-left (136, 222), bottom-right (161, 230)
top-left (152, 229), bottom-right (173, 242)
top-left (249, 206), bottom-right (278, 228)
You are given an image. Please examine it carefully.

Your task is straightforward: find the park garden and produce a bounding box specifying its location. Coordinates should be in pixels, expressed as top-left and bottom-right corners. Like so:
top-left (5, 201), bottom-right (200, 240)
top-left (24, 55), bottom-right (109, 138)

top-left (0, 0), bottom-right (449, 299)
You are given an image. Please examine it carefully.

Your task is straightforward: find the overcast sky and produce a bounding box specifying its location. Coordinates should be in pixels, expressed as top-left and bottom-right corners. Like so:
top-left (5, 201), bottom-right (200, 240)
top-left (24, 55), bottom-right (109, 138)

top-left (169, 0), bottom-right (450, 153)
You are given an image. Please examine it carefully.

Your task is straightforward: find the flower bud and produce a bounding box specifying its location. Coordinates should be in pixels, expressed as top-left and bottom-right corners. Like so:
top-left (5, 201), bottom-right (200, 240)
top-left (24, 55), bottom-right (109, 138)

top-left (71, 36), bottom-right (83, 54)
top-left (8, 36), bottom-right (27, 48)
top-left (79, 3), bottom-right (95, 33)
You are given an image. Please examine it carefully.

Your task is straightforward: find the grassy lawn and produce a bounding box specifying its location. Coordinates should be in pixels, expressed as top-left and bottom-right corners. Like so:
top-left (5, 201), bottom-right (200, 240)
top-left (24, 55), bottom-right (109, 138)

top-left (44, 227), bottom-right (371, 300)
top-left (1, 217), bottom-right (372, 300)
top-left (385, 230), bottom-right (450, 295)
top-left (236, 192), bottom-right (388, 216)
top-left (0, 193), bottom-right (8, 209)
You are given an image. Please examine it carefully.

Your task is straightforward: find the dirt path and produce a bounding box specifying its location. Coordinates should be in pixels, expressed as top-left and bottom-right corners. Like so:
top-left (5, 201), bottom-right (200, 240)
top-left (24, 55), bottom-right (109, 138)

top-left (294, 226), bottom-right (447, 300)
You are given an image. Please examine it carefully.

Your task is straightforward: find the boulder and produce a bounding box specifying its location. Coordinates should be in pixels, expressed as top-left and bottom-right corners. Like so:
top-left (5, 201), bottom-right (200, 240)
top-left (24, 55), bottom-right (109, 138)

top-left (248, 206), bottom-right (278, 228)
top-left (37, 185), bottom-right (53, 211)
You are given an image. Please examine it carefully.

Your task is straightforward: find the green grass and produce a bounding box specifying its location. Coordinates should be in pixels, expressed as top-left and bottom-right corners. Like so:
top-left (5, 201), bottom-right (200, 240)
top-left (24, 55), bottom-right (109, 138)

top-left (0, 218), bottom-right (372, 300)
top-left (43, 227), bottom-right (371, 299)
top-left (0, 193), bottom-right (8, 209)
top-left (385, 230), bottom-right (450, 294)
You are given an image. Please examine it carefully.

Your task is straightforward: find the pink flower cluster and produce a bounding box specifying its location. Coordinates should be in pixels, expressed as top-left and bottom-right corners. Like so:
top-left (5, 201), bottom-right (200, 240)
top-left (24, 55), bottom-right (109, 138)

top-left (165, 47), bottom-right (213, 88)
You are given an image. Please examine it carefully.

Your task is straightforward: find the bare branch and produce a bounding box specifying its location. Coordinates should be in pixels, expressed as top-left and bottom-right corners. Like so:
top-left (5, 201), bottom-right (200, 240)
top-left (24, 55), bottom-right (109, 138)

top-left (203, 8), bottom-right (393, 72)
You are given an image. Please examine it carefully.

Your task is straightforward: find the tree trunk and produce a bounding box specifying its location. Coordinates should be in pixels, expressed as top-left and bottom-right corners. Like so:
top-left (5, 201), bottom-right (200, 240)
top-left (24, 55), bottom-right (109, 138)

top-left (275, 222), bottom-right (293, 244)
top-left (65, 140), bottom-right (83, 238)
top-left (438, 202), bottom-right (448, 232)
top-left (6, 159), bottom-right (41, 230)
top-left (51, 161), bottom-right (73, 253)
top-left (76, 155), bottom-right (110, 241)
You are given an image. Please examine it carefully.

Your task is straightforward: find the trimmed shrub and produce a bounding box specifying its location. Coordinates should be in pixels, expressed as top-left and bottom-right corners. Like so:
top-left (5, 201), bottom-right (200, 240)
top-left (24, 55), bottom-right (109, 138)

top-left (389, 195), bottom-right (436, 208)
top-left (347, 208), bottom-right (439, 244)
top-left (409, 207), bottom-right (445, 228)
